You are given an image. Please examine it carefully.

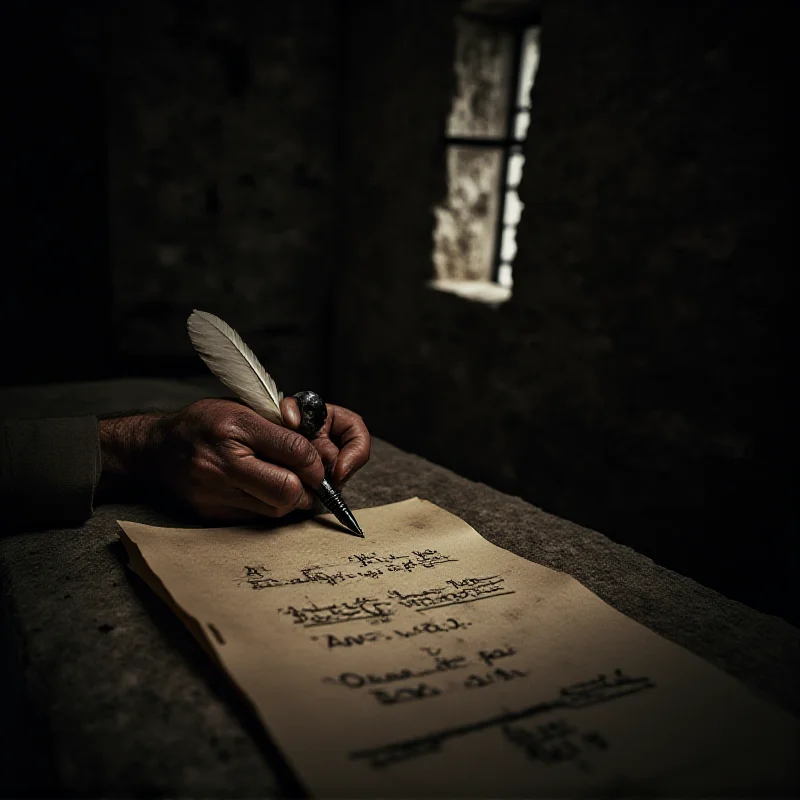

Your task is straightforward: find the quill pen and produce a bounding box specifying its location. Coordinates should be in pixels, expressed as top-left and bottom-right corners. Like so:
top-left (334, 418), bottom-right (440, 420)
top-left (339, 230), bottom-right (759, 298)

top-left (187, 310), bottom-right (364, 537)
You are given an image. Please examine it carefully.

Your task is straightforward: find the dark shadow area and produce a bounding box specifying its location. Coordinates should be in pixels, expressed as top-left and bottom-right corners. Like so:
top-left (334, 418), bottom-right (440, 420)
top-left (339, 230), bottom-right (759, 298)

top-left (100, 484), bottom-right (321, 535)
top-left (333, 0), bottom-right (797, 626)
top-left (1, 0), bottom-right (112, 387)
top-left (0, 577), bottom-right (61, 798)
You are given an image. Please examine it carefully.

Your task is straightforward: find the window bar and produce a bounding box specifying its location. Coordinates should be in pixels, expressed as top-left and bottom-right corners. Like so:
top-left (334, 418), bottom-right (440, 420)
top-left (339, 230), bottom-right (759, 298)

top-left (490, 26), bottom-right (526, 285)
top-left (441, 135), bottom-right (522, 149)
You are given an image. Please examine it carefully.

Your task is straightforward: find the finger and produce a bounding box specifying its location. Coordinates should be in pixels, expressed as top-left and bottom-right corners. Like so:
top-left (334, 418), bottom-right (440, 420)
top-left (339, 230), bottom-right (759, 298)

top-left (326, 405), bottom-right (371, 487)
top-left (280, 397), bottom-right (301, 430)
top-left (195, 505), bottom-right (259, 523)
top-left (221, 493), bottom-right (294, 519)
top-left (191, 492), bottom-right (279, 522)
top-left (312, 437), bottom-right (340, 473)
top-left (240, 412), bottom-right (324, 487)
top-left (231, 456), bottom-right (316, 512)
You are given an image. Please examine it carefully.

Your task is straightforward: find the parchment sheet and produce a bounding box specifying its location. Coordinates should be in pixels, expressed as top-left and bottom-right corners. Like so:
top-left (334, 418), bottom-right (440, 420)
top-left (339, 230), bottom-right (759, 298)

top-left (117, 498), bottom-right (799, 798)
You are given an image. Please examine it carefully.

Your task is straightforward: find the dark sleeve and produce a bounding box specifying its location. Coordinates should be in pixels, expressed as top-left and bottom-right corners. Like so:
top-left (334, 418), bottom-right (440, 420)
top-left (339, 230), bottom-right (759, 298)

top-left (0, 417), bottom-right (101, 530)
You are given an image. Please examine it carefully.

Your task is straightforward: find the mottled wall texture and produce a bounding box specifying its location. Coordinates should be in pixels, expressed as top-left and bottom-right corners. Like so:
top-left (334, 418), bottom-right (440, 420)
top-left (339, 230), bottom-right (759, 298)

top-left (108, 0), bottom-right (339, 391)
top-left (335, 0), bottom-right (793, 620)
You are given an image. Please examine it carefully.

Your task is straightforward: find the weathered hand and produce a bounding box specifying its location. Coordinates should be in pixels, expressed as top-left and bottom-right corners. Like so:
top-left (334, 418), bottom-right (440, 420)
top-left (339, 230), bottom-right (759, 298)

top-left (99, 397), bottom-right (369, 522)
top-left (280, 397), bottom-right (371, 490)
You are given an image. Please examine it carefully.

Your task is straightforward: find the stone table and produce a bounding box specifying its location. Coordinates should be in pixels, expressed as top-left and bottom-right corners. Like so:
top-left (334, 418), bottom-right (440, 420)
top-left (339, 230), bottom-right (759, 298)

top-left (1, 380), bottom-right (798, 797)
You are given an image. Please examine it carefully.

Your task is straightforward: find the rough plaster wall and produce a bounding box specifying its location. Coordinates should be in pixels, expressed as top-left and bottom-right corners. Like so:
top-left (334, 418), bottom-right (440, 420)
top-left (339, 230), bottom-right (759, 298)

top-left (335, 0), bottom-right (793, 619)
top-left (109, 0), bottom-right (339, 392)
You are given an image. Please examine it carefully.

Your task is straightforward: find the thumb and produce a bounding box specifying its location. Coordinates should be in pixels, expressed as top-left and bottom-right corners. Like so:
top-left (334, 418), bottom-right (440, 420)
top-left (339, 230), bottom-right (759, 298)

top-left (280, 396), bottom-right (339, 476)
top-left (280, 396), bottom-right (301, 430)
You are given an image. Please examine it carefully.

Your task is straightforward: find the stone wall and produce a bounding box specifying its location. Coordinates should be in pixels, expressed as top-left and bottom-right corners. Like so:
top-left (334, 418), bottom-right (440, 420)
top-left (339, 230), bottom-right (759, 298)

top-left (5, 0), bottom-right (791, 619)
top-left (108, 0), bottom-right (340, 392)
top-left (335, 0), bottom-right (793, 619)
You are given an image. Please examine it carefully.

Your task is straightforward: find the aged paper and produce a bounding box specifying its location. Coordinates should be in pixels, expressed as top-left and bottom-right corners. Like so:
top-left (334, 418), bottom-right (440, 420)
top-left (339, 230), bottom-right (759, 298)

top-left (117, 498), bottom-right (799, 797)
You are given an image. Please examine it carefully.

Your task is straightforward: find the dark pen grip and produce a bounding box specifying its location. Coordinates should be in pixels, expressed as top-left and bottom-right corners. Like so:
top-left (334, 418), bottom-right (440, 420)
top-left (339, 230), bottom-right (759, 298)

top-left (313, 478), bottom-right (363, 536)
top-left (315, 478), bottom-right (348, 516)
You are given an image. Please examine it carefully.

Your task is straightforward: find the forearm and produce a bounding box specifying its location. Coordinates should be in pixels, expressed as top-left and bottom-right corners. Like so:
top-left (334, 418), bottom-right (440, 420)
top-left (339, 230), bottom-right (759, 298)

top-left (1, 417), bottom-right (101, 529)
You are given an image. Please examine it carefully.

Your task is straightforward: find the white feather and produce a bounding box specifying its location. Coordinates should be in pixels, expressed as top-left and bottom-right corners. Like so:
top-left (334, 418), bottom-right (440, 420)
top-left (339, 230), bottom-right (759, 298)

top-left (187, 310), bottom-right (285, 426)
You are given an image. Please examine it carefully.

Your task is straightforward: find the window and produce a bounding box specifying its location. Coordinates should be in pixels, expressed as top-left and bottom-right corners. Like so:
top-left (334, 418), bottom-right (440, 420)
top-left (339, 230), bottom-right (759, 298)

top-left (431, 9), bottom-right (541, 304)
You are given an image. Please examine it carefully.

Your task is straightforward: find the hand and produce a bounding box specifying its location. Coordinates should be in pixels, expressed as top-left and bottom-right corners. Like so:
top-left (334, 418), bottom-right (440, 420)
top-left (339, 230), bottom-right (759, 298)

top-left (280, 396), bottom-right (371, 490)
top-left (99, 398), bottom-right (370, 522)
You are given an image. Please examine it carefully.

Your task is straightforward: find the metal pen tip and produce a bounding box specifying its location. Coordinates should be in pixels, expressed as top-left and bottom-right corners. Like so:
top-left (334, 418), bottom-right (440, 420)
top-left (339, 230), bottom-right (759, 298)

top-left (315, 478), bottom-right (365, 538)
top-left (338, 503), bottom-right (364, 537)
top-left (348, 520), bottom-right (365, 538)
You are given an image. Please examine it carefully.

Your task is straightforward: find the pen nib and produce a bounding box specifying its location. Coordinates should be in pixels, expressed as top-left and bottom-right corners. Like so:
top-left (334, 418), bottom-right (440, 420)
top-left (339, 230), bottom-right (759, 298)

top-left (315, 479), bottom-right (365, 538)
top-left (341, 510), bottom-right (364, 538)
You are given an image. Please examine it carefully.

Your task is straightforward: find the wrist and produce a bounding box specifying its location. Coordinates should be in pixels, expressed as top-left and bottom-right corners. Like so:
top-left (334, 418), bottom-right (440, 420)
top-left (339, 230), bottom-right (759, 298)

top-left (99, 413), bottom-right (171, 483)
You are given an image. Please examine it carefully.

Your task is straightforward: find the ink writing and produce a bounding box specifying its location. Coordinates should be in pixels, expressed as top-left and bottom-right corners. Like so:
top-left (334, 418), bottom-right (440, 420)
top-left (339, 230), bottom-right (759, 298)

top-left (241, 549), bottom-right (457, 591)
top-left (280, 598), bottom-right (393, 627)
top-left (389, 576), bottom-right (516, 612)
top-left (504, 719), bottom-right (609, 772)
top-left (349, 669), bottom-right (654, 768)
top-left (394, 617), bottom-right (472, 638)
top-left (324, 647), bottom-right (469, 690)
top-left (371, 683), bottom-right (442, 706)
top-left (311, 617), bottom-right (471, 648)
top-left (464, 667), bottom-right (528, 689)
top-left (348, 550), bottom-right (457, 570)
top-left (323, 644), bottom-right (521, 706)
top-left (277, 577), bottom-right (515, 629)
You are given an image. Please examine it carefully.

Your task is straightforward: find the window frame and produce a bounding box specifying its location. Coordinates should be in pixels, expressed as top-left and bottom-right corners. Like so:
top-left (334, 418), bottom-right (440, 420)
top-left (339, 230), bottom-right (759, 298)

top-left (441, 11), bottom-right (540, 286)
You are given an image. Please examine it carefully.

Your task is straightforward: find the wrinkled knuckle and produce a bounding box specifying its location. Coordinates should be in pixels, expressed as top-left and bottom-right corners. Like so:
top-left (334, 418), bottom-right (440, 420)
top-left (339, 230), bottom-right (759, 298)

top-left (214, 416), bottom-right (243, 441)
top-left (188, 453), bottom-right (209, 480)
top-left (187, 398), bottom-right (213, 415)
top-left (345, 411), bottom-right (365, 429)
top-left (285, 431), bottom-right (316, 468)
